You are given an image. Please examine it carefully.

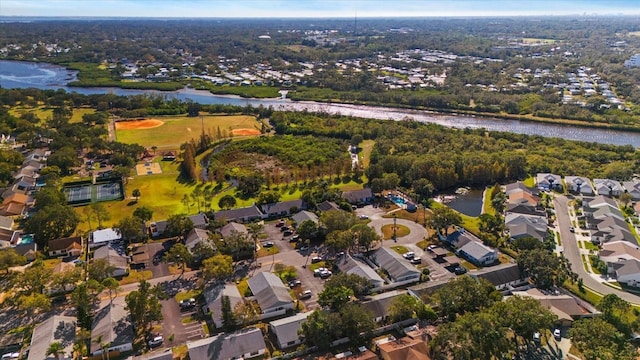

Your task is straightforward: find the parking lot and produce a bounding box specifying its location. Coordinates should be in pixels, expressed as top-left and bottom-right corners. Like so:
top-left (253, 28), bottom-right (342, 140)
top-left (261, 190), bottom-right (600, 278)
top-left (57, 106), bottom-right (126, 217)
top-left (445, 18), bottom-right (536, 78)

top-left (159, 298), bottom-right (205, 348)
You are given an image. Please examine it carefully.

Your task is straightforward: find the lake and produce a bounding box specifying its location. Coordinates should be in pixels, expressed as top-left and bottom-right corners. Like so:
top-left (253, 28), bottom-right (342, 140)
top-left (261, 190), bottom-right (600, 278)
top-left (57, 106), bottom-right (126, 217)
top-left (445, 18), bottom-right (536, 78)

top-left (2, 60), bottom-right (640, 148)
top-left (439, 189), bottom-right (485, 217)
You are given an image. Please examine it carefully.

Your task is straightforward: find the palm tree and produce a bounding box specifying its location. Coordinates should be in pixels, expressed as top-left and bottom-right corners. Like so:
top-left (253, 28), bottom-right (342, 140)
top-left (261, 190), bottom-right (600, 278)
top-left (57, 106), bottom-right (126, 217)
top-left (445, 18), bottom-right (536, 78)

top-left (46, 342), bottom-right (64, 360)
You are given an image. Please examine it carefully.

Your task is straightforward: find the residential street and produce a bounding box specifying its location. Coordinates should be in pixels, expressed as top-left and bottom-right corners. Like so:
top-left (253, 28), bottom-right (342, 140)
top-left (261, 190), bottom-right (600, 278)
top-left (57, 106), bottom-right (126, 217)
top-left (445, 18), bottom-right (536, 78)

top-left (554, 195), bottom-right (640, 305)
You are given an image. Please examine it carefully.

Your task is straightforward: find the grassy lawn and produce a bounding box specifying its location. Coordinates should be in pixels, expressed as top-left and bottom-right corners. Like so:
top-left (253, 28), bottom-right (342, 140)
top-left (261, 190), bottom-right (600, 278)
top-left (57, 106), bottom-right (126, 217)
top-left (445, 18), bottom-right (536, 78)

top-left (390, 246), bottom-right (409, 255)
top-left (308, 261), bottom-right (326, 271)
top-left (181, 316), bottom-right (196, 324)
top-left (236, 278), bottom-right (250, 297)
top-left (482, 185), bottom-right (495, 216)
top-left (257, 246), bottom-right (280, 258)
top-left (584, 241), bottom-right (599, 251)
top-left (416, 239), bottom-right (431, 250)
top-left (498, 253), bottom-right (513, 264)
top-left (175, 289), bottom-right (202, 302)
top-left (42, 258), bottom-right (62, 269)
top-left (460, 260), bottom-right (478, 270)
top-left (381, 224), bottom-right (410, 240)
top-left (115, 114), bottom-right (265, 151)
top-left (173, 344), bottom-right (188, 360)
top-left (9, 106), bottom-right (96, 124)
top-left (563, 279), bottom-right (602, 306)
top-left (119, 270), bottom-right (153, 285)
top-left (383, 207), bottom-right (430, 226)
top-left (359, 140), bottom-right (375, 168)
top-left (523, 176), bottom-right (535, 188)
top-left (429, 201), bottom-right (480, 235)
top-left (556, 231), bottom-right (562, 246)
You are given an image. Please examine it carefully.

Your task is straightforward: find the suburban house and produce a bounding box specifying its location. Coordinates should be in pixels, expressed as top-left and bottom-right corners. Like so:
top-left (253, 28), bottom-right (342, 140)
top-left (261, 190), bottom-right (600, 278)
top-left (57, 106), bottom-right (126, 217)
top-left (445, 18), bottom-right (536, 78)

top-left (508, 190), bottom-right (540, 208)
top-left (564, 176), bottom-right (595, 195)
top-left (214, 205), bottom-right (264, 223)
top-left (316, 200), bottom-right (341, 212)
top-left (361, 290), bottom-right (408, 323)
top-left (342, 188), bottom-right (374, 205)
top-left (611, 259), bottom-right (640, 286)
top-left (469, 263), bottom-right (526, 292)
top-left (184, 228), bottom-right (214, 255)
top-left (505, 213), bottom-right (548, 241)
top-left (269, 311), bottom-right (313, 349)
top-left (505, 202), bottom-right (545, 217)
top-left (0, 192), bottom-right (32, 216)
top-left (247, 272), bottom-right (294, 316)
top-left (372, 247), bottom-right (421, 283)
top-left (90, 228), bottom-right (121, 248)
top-left (600, 241), bottom-right (640, 265)
top-left (536, 173), bottom-right (562, 191)
top-left (90, 298), bottom-right (134, 356)
top-left (0, 216), bottom-right (14, 231)
top-left (93, 246), bottom-right (128, 278)
top-left (49, 262), bottom-right (78, 294)
top-left (203, 283), bottom-right (244, 330)
top-left (442, 228), bottom-right (498, 266)
top-left (14, 242), bottom-right (38, 261)
top-left (0, 228), bottom-right (19, 245)
top-left (504, 182), bottom-right (538, 197)
top-left (593, 179), bottom-right (624, 197)
top-left (623, 181), bottom-right (640, 200)
top-left (187, 327), bottom-right (266, 360)
top-left (336, 255), bottom-right (385, 289)
top-left (261, 199), bottom-right (305, 218)
top-left (511, 289), bottom-right (598, 327)
top-left (190, 213), bottom-right (210, 229)
top-left (149, 214), bottom-right (210, 237)
top-left (48, 236), bottom-right (83, 258)
top-left (377, 336), bottom-right (431, 360)
top-left (219, 222), bottom-right (248, 238)
top-left (28, 315), bottom-right (76, 360)
top-left (291, 210), bottom-right (319, 227)
top-left (456, 240), bottom-right (498, 266)
top-left (583, 196), bottom-right (635, 245)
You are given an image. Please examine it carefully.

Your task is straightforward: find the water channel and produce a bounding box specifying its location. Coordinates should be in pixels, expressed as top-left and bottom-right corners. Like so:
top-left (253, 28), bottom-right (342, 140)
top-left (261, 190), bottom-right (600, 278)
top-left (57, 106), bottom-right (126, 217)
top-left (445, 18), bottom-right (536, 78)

top-left (2, 59), bottom-right (640, 148)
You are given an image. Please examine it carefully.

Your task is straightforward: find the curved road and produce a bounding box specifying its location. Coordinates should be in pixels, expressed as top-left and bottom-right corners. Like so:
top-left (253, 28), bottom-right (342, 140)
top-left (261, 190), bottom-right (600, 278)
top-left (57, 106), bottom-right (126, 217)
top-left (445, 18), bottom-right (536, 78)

top-left (554, 195), bottom-right (640, 305)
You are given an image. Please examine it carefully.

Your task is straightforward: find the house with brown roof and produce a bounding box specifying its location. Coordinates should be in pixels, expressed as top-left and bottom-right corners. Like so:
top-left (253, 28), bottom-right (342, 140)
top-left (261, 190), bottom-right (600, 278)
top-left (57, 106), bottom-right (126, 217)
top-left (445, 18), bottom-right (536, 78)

top-left (378, 337), bottom-right (430, 360)
top-left (48, 236), bottom-right (83, 258)
top-left (0, 192), bottom-right (32, 216)
top-left (511, 289), bottom-right (598, 326)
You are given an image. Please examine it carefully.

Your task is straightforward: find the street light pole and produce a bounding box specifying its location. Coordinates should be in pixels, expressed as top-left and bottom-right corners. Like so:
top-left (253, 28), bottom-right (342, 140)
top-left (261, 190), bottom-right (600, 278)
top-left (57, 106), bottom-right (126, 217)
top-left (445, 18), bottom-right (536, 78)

top-left (393, 213), bottom-right (397, 242)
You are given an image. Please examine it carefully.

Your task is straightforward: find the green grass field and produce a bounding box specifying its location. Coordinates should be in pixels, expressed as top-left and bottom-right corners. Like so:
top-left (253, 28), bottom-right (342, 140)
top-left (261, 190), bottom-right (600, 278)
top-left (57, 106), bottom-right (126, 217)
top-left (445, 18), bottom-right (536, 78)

top-left (115, 114), bottom-right (265, 151)
top-left (9, 106), bottom-right (96, 124)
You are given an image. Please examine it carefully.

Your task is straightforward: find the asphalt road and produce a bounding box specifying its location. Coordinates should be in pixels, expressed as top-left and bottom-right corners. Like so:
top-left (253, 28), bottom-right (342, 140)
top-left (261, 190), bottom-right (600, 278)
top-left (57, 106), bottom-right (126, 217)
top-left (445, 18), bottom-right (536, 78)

top-left (554, 195), bottom-right (640, 305)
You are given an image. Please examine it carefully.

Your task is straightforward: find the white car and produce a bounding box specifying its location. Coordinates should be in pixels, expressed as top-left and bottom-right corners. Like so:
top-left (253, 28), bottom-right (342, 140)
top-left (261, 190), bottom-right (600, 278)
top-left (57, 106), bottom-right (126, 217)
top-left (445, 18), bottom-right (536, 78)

top-left (358, 214), bottom-right (369, 220)
top-left (553, 328), bottom-right (561, 340)
top-left (403, 252), bottom-right (415, 260)
top-left (148, 336), bottom-right (164, 348)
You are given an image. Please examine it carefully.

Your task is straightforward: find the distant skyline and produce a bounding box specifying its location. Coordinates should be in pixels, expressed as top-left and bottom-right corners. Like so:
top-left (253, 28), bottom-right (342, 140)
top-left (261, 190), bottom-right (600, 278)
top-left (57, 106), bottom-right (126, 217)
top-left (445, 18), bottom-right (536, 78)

top-left (2, 0), bottom-right (640, 18)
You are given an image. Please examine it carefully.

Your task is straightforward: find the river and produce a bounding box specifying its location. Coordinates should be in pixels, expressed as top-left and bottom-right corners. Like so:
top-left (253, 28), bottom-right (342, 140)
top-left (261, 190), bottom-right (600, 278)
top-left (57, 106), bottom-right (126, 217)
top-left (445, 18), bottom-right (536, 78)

top-left (2, 60), bottom-right (640, 148)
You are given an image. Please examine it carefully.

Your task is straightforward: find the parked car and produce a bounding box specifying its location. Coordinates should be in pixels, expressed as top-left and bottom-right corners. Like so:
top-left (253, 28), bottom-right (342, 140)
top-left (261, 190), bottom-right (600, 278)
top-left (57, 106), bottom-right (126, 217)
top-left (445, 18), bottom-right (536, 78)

top-left (288, 280), bottom-right (302, 288)
top-left (299, 290), bottom-right (312, 299)
top-left (319, 270), bottom-right (332, 279)
top-left (299, 246), bottom-right (309, 252)
top-left (148, 336), bottom-right (164, 348)
top-left (358, 214), bottom-right (369, 220)
top-left (311, 256), bottom-right (322, 264)
top-left (569, 227), bottom-right (575, 233)
top-left (276, 220), bottom-right (285, 227)
top-left (454, 266), bottom-right (467, 275)
top-left (402, 252), bottom-right (415, 260)
top-left (283, 230), bottom-right (293, 237)
top-left (533, 332), bottom-right (541, 343)
top-left (262, 241), bottom-right (274, 248)
top-left (553, 328), bottom-right (561, 340)
top-left (426, 245), bottom-right (438, 252)
top-left (410, 257), bottom-right (422, 265)
top-left (290, 234), bottom-right (300, 242)
top-left (313, 267), bottom-right (328, 277)
top-left (179, 298), bottom-right (196, 310)
top-left (280, 226), bottom-right (290, 232)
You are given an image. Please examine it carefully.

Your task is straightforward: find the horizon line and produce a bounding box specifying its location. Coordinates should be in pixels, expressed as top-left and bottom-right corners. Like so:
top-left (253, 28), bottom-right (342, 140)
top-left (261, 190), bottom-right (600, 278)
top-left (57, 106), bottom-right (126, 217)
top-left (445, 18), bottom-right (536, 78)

top-left (1, 14), bottom-right (638, 19)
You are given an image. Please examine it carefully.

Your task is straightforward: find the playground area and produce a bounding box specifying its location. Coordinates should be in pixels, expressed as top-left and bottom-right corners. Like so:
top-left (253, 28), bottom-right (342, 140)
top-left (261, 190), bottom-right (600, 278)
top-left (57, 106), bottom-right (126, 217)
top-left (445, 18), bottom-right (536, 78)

top-left (63, 178), bottom-right (124, 206)
top-left (135, 162), bottom-right (163, 176)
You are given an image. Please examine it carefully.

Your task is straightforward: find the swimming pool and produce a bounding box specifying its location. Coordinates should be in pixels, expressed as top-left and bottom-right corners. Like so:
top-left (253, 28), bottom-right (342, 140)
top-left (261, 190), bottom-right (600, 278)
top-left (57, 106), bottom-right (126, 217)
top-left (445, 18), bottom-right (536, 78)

top-left (17, 233), bottom-right (34, 245)
top-left (388, 194), bottom-right (407, 206)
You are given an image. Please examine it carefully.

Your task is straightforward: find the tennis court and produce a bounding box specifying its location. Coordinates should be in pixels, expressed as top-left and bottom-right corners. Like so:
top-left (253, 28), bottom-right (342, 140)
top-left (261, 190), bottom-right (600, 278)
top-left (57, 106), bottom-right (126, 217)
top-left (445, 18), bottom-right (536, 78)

top-left (96, 183), bottom-right (123, 201)
top-left (63, 178), bottom-right (124, 206)
top-left (64, 185), bottom-right (92, 203)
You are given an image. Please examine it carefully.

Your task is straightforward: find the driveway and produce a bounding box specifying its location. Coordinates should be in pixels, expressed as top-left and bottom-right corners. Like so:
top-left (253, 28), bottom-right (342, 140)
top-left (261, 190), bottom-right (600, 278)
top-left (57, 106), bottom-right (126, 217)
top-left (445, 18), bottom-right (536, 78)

top-left (160, 298), bottom-right (205, 347)
top-left (554, 195), bottom-right (640, 305)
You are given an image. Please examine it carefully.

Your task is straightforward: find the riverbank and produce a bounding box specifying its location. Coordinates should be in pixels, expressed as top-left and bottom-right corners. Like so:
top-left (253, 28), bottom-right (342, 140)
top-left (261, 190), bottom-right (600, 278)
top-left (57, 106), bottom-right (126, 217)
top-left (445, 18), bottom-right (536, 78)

top-left (14, 59), bottom-right (637, 133)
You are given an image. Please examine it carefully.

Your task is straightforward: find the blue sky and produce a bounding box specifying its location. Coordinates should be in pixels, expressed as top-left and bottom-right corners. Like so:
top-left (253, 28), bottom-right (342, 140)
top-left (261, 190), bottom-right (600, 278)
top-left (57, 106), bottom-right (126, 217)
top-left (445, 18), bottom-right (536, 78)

top-left (2, 0), bottom-right (639, 17)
